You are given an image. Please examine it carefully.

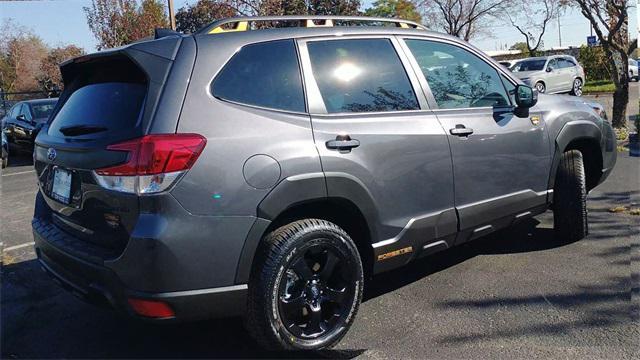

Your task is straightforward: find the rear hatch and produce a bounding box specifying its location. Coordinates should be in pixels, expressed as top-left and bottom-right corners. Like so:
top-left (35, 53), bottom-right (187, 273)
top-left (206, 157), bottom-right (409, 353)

top-left (34, 36), bottom-right (186, 256)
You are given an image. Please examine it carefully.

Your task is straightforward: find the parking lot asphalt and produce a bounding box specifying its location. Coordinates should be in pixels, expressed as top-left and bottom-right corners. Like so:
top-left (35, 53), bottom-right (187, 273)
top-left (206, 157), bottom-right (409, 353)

top-left (1, 148), bottom-right (639, 358)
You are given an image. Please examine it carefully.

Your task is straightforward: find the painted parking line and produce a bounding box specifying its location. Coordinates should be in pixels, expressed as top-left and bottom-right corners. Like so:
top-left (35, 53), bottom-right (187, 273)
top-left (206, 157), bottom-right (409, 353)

top-left (3, 242), bottom-right (35, 252)
top-left (1, 170), bottom-right (35, 177)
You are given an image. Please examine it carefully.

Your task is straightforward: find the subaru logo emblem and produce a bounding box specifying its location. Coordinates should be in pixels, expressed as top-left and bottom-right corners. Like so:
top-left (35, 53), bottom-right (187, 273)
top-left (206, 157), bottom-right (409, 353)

top-left (47, 148), bottom-right (57, 161)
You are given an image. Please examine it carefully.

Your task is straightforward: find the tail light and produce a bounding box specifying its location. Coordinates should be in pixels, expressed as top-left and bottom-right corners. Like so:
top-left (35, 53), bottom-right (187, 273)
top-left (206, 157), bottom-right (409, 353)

top-left (94, 134), bottom-right (206, 194)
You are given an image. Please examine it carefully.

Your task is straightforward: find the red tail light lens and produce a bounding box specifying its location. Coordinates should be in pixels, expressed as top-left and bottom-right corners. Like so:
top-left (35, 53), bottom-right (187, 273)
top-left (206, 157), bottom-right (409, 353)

top-left (128, 298), bottom-right (175, 318)
top-left (96, 134), bottom-right (207, 176)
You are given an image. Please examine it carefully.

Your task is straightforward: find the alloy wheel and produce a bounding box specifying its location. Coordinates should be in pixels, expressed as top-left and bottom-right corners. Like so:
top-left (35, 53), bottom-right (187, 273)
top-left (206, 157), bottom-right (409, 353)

top-left (573, 78), bottom-right (583, 96)
top-left (277, 243), bottom-right (355, 340)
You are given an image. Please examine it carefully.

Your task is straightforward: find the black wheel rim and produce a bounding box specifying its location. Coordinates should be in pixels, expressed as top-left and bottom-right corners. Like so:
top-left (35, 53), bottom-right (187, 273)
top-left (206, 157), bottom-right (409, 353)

top-left (277, 243), bottom-right (355, 340)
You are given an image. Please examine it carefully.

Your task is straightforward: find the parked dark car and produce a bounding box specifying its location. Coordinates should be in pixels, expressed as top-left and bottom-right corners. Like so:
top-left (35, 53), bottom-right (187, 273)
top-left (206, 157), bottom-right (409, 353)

top-left (2, 98), bottom-right (58, 153)
top-left (32, 16), bottom-right (616, 351)
top-left (1, 130), bottom-right (8, 168)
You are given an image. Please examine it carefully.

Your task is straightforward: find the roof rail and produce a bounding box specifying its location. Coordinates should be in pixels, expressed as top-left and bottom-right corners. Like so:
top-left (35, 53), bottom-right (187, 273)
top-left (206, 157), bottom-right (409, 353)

top-left (197, 16), bottom-right (427, 35)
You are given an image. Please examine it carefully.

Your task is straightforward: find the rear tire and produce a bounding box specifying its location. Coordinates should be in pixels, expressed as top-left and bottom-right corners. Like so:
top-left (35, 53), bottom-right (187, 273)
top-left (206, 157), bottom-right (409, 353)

top-left (553, 150), bottom-right (588, 242)
top-left (535, 81), bottom-right (546, 94)
top-left (246, 219), bottom-right (363, 351)
top-left (570, 78), bottom-right (583, 96)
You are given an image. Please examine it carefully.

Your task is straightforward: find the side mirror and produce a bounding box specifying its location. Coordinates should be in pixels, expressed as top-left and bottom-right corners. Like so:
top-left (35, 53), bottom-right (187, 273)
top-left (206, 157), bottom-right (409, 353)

top-left (514, 84), bottom-right (538, 117)
top-left (546, 66), bottom-right (553, 72)
top-left (16, 114), bottom-right (25, 121)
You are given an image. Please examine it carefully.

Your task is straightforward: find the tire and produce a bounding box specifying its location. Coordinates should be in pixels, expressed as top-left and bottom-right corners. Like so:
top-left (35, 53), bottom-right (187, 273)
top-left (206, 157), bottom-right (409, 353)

top-left (535, 81), bottom-right (546, 94)
top-left (553, 150), bottom-right (588, 242)
top-left (570, 78), bottom-right (583, 96)
top-left (246, 219), bottom-right (364, 351)
top-left (1, 157), bottom-right (7, 169)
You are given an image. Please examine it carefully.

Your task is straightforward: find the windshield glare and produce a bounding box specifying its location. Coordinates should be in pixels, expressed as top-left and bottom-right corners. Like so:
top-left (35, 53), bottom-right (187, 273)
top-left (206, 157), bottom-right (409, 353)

top-left (512, 59), bottom-right (547, 72)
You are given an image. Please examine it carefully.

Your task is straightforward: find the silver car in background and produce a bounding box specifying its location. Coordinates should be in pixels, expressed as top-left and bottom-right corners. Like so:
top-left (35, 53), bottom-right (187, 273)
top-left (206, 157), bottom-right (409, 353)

top-left (511, 55), bottom-right (585, 96)
top-left (629, 58), bottom-right (638, 81)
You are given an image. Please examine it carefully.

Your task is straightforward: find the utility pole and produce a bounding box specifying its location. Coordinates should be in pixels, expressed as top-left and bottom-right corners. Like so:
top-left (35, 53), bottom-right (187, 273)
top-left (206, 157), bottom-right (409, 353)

top-left (168, 0), bottom-right (176, 30)
top-left (557, 13), bottom-right (562, 47)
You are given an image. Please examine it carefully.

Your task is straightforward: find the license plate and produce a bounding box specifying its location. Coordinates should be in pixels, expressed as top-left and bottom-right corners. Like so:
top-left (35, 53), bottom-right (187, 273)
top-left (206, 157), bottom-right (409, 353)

top-left (52, 168), bottom-right (72, 204)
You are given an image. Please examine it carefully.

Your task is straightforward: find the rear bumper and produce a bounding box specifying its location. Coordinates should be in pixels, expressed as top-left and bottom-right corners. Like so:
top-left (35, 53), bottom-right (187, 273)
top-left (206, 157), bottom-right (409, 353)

top-left (34, 224), bottom-right (248, 321)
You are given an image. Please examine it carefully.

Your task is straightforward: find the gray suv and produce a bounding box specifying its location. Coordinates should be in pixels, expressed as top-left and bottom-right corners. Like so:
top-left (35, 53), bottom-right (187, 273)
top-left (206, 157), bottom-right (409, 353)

top-left (32, 16), bottom-right (616, 351)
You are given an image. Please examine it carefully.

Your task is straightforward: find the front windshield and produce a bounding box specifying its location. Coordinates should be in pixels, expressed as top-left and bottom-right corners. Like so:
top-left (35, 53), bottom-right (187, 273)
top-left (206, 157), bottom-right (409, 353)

top-left (511, 59), bottom-right (547, 72)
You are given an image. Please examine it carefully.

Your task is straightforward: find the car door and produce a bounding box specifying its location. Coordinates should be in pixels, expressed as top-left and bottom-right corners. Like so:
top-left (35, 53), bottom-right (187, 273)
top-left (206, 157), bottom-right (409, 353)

top-left (401, 37), bottom-right (551, 244)
top-left (5, 103), bottom-right (22, 141)
top-left (13, 104), bottom-right (32, 142)
top-left (298, 36), bottom-right (457, 270)
top-left (545, 58), bottom-right (562, 92)
top-left (557, 58), bottom-right (575, 92)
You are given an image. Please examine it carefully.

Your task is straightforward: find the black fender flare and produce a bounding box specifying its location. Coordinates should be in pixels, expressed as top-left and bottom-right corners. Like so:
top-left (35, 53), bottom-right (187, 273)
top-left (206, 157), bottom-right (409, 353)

top-left (547, 120), bottom-right (602, 191)
top-left (234, 172), bottom-right (380, 284)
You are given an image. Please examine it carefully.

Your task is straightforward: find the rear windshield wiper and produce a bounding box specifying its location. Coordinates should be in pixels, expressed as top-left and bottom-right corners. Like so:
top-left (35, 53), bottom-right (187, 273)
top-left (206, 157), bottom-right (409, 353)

top-left (59, 125), bottom-right (108, 136)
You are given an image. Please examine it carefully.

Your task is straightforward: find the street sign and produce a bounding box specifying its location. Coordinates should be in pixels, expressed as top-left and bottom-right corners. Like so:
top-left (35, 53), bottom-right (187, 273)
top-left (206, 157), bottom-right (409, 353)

top-left (587, 36), bottom-right (597, 47)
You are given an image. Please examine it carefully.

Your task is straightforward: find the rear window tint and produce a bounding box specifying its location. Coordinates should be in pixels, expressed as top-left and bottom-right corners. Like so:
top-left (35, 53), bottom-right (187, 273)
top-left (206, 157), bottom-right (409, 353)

top-left (211, 40), bottom-right (305, 112)
top-left (307, 38), bottom-right (419, 113)
top-left (48, 82), bottom-right (146, 137)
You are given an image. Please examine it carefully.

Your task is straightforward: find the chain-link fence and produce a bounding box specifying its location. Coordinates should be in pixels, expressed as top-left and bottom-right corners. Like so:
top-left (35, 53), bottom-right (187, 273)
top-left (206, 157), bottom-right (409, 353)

top-left (0, 90), bottom-right (56, 118)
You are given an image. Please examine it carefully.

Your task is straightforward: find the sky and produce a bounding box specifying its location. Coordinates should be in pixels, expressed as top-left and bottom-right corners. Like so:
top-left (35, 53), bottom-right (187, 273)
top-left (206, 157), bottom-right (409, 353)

top-left (0, 0), bottom-right (637, 52)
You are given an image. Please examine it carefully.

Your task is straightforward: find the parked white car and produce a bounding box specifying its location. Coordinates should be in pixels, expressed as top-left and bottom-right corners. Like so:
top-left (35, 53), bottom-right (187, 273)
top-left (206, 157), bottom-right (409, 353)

top-left (629, 59), bottom-right (638, 81)
top-left (511, 55), bottom-right (586, 96)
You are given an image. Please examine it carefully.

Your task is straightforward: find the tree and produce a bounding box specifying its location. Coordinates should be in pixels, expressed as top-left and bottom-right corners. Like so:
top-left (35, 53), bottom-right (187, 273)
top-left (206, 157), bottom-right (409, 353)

top-left (37, 45), bottom-right (85, 96)
top-left (84, 0), bottom-right (169, 50)
top-left (418, 0), bottom-right (508, 41)
top-left (509, 41), bottom-right (530, 57)
top-left (571, 0), bottom-right (631, 128)
top-left (225, 0), bottom-right (361, 16)
top-left (176, 0), bottom-right (238, 33)
top-left (505, 0), bottom-right (562, 56)
top-left (364, 0), bottom-right (422, 23)
top-left (4, 36), bottom-right (48, 93)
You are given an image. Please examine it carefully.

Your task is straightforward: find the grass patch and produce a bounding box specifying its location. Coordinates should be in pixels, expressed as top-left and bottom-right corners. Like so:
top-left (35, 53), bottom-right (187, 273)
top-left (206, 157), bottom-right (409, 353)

top-left (583, 80), bottom-right (615, 93)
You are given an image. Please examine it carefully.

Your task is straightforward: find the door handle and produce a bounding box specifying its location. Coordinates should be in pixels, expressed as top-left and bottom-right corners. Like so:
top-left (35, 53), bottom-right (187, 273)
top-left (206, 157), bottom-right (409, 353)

top-left (326, 134), bottom-right (360, 151)
top-left (450, 125), bottom-right (474, 137)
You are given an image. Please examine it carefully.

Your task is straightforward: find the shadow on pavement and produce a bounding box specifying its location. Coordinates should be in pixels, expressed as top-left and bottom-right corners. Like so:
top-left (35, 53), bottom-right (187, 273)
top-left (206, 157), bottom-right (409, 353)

top-left (2, 191), bottom-right (635, 357)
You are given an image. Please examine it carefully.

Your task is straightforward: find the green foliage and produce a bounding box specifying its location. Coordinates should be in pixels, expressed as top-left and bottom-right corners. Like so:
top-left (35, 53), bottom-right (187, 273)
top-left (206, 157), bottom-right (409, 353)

top-left (84, 0), bottom-right (169, 50)
top-left (509, 42), bottom-right (530, 57)
top-left (364, 0), bottom-right (422, 23)
top-left (176, 0), bottom-right (237, 33)
top-left (578, 45), bottom-right (611, 82)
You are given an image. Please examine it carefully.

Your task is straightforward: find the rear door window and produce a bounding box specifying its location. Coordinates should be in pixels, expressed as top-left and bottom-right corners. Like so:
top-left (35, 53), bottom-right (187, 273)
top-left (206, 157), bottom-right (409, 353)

top-left (48, 82), bottom-right (146, 138)
top-left (211, 39), bottom-right (305, 113)
top-left (21, 104), bottom-right (32, 121)
top-left (306, 38), bottom-right (419, 113)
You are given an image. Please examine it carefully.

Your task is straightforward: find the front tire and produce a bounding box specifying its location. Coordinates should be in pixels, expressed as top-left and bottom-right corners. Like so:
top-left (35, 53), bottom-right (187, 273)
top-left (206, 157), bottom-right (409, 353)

top-left (535, 81), bottom-right (546, 94)
top-left (570, 78), bottom-right (583, 96)
top-left (246, 219), bottom-right (363, 351)
top-left (553, 150), bottom-right (588, 242)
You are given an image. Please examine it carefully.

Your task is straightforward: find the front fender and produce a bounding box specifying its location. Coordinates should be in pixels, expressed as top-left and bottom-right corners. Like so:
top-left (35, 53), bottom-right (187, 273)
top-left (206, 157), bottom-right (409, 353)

top-left (547, 120), bottom-right (602, 190)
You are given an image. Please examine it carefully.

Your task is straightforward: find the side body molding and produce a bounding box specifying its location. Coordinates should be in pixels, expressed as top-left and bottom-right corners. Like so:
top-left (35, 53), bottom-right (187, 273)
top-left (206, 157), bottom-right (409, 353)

top-left (547, 120), bottom-right (602, 190)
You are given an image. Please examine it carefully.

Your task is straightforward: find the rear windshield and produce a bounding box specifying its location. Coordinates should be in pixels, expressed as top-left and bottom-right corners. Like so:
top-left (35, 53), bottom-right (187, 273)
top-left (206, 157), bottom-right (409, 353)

top-left (48, 82), bottom-right (146, 138)
top-left (511, 59), bottom-right (546, 72)
top-left (31, 101), bottom-right (57, 119)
